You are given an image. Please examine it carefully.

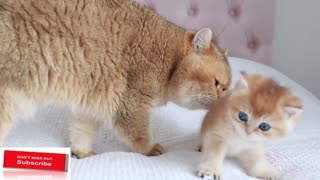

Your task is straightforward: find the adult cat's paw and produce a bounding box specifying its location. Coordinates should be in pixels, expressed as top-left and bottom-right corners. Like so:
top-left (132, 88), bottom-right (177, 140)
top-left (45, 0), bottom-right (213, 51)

top-left (146, 143), bottom-right (165, 156)
top-left (251, 168), bottom-right (278, 180)
top-left (71, 150), bottom-right (96, 159)
top-left (196, 169), bottom-right (221, 180)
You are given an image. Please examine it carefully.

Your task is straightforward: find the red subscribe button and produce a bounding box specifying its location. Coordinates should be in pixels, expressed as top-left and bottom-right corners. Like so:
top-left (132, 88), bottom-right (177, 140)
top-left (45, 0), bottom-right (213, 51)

top-left (3, 150), bottom-right (69, 171)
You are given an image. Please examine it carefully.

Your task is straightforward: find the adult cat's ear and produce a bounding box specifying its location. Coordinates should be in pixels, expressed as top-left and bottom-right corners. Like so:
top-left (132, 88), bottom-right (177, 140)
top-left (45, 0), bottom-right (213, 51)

top-left (192, 28), bottom-right (212, 54)
top-left (283, 106), bottom-right (303, 119)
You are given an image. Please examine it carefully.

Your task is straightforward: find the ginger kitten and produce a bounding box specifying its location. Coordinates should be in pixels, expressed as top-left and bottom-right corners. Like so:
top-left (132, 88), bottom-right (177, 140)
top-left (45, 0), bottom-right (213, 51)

top-left (0, 0), bottom-right (231, 158)
top-left (197, 72), bottom-right (303, 180)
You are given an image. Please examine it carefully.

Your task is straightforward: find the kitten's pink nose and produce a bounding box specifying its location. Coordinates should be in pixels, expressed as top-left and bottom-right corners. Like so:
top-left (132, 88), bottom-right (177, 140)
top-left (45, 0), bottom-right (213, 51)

top-left (245, 129), bottom-right (253, 135)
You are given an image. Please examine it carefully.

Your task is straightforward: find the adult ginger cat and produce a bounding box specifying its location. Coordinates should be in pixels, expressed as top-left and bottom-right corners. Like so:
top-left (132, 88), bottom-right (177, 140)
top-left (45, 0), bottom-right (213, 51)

top-left (0, 0), bottom-right (231, 158)
top-left (197, 72), bottom-right (303, 180)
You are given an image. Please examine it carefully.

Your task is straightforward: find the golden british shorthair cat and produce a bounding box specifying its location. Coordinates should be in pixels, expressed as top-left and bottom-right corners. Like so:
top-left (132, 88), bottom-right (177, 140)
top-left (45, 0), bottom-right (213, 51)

top-left (0, 0), bottom-right (231, 158)
top-left (197, 72), bottom-right (303, 180)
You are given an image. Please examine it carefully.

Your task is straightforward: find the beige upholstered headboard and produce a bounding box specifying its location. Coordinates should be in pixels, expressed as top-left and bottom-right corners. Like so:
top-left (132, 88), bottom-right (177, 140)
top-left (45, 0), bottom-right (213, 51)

top-left (134, 0), bottom-right (275, 65)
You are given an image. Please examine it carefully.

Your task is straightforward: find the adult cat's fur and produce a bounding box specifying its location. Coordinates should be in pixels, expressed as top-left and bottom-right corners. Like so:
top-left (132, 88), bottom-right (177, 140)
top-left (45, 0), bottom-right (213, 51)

top-left (0, 0), bottom-right (231, 158)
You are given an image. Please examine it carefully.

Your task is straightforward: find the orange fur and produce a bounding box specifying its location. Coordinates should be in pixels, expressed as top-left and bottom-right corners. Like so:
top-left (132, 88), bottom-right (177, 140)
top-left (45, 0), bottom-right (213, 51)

top-left (0, 0), bottom-right (231, 158)
top-left (197, 73), bottom-right (303, 179)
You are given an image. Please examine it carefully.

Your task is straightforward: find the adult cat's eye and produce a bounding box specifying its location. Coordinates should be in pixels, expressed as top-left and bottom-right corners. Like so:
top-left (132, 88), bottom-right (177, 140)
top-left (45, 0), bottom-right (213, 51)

top-left (238, 112), bottom-right (248, 122)
top-left (259, 122), bottom-right (271, 131)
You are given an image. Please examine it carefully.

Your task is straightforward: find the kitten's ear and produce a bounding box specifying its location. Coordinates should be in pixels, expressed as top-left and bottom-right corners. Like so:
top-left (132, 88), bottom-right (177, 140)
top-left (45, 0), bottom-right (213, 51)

top-left (192, 28), bottom-right (212, 54)
top-left (221, 48), bottom-right (228, 56)
top-left (234, 71), bottom-right (249, 93)
top-left (283, 106), bottom-right (303, 119)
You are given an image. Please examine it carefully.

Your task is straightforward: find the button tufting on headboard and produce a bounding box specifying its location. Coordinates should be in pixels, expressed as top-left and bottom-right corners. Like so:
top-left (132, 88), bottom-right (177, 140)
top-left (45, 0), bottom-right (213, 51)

top-left (228, 6), bottom-right (241, 20)
top-left (187, 5), bottom-right (198, 17)
top-left (247, 35), bottom-right (260, 53)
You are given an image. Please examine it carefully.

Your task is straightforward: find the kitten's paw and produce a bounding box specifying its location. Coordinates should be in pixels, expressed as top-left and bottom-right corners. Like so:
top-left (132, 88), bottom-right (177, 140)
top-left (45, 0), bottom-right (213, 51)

top-left (146, 143), bottom-right (165, 156)
top-left (71, 150), bottom-right (96, 159)
top-left (196, 169), bottom-right (221, 180)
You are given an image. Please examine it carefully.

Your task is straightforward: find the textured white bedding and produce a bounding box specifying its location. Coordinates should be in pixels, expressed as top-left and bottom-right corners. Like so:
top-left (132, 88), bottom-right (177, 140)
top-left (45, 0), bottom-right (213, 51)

top-left (4, 57), bottom-right (320, 180)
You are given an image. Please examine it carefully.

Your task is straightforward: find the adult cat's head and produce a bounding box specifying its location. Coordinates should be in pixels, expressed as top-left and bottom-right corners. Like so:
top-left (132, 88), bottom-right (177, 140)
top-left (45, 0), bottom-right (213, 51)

top-left (168, 28), bottom-right (231, 109)
top-left (229, 72), bottom-right (303, 142)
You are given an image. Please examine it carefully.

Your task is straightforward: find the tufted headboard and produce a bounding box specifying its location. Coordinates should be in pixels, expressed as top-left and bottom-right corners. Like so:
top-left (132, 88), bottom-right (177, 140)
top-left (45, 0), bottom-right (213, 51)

top-left (133, 0), bottom-right (275, 65)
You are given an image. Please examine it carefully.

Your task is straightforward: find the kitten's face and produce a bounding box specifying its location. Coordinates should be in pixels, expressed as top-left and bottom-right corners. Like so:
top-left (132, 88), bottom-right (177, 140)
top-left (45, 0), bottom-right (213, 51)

top-left (229, 73), bottom-right (303, 142)
top-left (168, 28), bottom-right (231, 109)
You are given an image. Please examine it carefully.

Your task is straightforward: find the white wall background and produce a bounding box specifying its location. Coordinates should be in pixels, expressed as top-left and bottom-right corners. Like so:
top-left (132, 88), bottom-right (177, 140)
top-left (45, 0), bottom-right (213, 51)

top-left (272, 0), bottom-right (320, 98)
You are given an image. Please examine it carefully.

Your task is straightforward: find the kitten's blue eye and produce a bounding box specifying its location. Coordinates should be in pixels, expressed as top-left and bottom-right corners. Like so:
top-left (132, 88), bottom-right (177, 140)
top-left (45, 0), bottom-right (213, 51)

top-left (259, 123), bottom-right (271, 131)
top-left (238, 112), bottom-right (248, 122)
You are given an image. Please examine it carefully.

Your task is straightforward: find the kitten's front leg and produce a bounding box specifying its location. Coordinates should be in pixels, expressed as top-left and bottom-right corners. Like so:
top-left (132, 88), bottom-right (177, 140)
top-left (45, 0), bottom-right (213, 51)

top-left (237, 144), bottom-right (277, 180)
top-left (113, 97), bottom-right (164, 156)
top-left (197, 136), bottom-right (226, 180)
